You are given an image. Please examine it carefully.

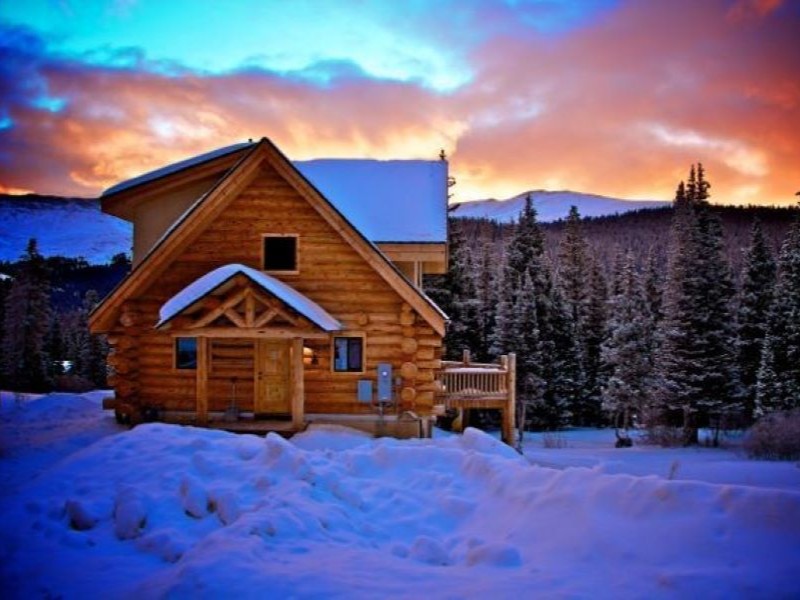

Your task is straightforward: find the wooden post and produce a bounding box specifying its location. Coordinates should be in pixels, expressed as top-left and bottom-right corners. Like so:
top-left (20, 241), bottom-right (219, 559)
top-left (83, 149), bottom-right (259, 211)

top-left (462, 348), bottom-right (471, 365)
top-left (291, 337), bottom-right (305, 429)
top-left (196, 337), bottom-right (209, 425)
top-left (502, 353), bottom-right (517, 446)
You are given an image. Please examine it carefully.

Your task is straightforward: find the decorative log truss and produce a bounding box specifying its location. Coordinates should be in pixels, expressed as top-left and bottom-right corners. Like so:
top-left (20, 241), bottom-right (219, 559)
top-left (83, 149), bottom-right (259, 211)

top-left (157, 275), bottom-right (329, 339)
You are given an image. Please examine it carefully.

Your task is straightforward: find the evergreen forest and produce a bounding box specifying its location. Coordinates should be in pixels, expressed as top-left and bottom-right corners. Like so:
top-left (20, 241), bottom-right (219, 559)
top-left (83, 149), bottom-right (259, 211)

top-left (426, 165), bottom-right (800, 444)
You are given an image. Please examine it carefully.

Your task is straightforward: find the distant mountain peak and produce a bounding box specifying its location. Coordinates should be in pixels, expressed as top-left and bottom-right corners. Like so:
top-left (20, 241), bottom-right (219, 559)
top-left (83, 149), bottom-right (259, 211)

top-left (449, 190), bottom-right (670, 223)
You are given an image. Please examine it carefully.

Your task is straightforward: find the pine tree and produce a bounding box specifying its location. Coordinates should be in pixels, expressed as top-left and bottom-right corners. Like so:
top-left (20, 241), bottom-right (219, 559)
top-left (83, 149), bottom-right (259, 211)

top-left (556, 206), bottom-right (590, 424)
top-left (582, 258), bottom-right (609, 424)
top-left (601, 251), bottom-right (653, 431)
top-left (737, 219), bottom-right (776, 419)
top-left (491, 195), bottom-right (546, 357)
top-left (442, 222), bottom-right (481, 360)
top-left (1, 239), bottom-right (54, 392)
top-left (63, 290), bottom-right (109, 388)
top-left (755, 219), bottom-right (800, 414)
top-left (544, 283), bottom-right (582, 428)
top-left (654, 167), bottom-right (741, 444)
top-left (491, 195), bottom-right (573, 429)
top-left (511, 272), bottom-right (546, 445)
top-left (474, 243), bottom-right (498, 361)
top-left (643, 248), bottom-right (663, 327)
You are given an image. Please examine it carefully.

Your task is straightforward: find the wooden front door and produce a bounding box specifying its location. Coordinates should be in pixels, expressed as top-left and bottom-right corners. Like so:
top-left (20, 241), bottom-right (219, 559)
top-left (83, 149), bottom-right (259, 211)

top-left (254, 339), bottom-right (291, 416)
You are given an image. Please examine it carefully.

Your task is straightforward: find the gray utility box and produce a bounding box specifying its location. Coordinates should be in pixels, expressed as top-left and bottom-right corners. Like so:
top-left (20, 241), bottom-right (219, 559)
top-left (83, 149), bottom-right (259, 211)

top-left (377, 362), bottom-right (393, 403)
top-left (357, 379), bottom-right (373, 403)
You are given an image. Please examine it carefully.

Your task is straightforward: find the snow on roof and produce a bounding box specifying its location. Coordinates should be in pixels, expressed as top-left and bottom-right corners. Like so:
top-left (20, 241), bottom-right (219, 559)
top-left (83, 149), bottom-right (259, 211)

top-left (102, 143), bottom-right (449, 243)
top-left (102, 143), bottom-right (253, 197)
top-left (157, 263), bottom-right (341, 331)
top-left (296, 159), bottom-right (448, 243)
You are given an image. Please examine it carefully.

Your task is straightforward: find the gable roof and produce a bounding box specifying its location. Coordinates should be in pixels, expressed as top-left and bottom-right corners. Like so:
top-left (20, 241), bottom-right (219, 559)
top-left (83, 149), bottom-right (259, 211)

top-left (101, 144), bottom-right (448, 244)
top-left (90, 138), bottom-right (447, 336)
top-left (157, 264), bottom-right (341, 331)
top-left (102, 143), bottom-right (252, 197)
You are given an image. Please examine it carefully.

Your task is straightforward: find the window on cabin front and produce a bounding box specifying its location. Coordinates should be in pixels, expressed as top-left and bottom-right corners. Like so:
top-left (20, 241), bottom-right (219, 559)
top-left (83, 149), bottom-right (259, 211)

top-left (175, 337), bottom-right (197, 370)
top-left (333, 336), bottom-right (364, 372)
top-left (263, 235), bottom-right (298, 271)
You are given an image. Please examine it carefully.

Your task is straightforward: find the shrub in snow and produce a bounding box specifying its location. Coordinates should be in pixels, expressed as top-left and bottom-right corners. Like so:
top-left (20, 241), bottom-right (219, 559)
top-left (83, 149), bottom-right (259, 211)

top-left (642, 425), bottom-right (685, 447)
top-left (744, 409), bottom-right (800, 461)
top-left (114, 487), bottom-right (148, 540)
top-left (65, 499), bottom-right (97, 531)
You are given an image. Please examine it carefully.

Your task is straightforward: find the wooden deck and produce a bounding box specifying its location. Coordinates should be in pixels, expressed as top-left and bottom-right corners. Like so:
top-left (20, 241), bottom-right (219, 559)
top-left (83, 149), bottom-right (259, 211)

top-left (436, 351), bottom-right (516, 445)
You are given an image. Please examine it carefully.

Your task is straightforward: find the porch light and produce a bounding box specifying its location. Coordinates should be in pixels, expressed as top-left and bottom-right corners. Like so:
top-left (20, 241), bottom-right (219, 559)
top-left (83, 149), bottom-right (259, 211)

top-left (303, 346), bottom-right (318, 366)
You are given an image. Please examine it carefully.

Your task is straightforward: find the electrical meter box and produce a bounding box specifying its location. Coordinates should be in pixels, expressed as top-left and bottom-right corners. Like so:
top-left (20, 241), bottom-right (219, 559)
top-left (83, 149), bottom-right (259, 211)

top-left (377, 363), bottom-right (393, 402)
top-left (357, 380), bottom-right (373, 403)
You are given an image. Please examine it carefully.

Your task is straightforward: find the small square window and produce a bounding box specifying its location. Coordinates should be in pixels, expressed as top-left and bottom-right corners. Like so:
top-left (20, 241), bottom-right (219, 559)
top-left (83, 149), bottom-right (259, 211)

top-left (333, 337), bottom-right (364, 372)
top-left (175, 337), bottom-right (197, 370)
top-left (263, 236), bottom-right (297, 271)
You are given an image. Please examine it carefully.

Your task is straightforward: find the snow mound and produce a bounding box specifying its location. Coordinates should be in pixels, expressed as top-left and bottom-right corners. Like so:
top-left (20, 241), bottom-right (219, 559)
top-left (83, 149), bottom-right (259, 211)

top-left (0, 422), bottom-right (798, 598)
top-left (4, 392), bottom-right (101, 423)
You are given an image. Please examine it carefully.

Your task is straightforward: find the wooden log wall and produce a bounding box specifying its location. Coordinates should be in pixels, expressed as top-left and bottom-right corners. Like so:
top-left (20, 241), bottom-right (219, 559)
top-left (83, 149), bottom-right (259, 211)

top-left (106, 301), bottom-right (142, 413)
top-left (111, 162), bottom-right (443, 419)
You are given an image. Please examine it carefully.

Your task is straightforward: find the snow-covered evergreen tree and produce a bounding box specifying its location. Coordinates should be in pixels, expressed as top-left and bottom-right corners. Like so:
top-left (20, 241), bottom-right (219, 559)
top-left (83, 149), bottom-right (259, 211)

top-left (556, 206), bottom-right (590, 423)
top-left (755, 218), bottom-right (800, 414)
top-left (654, 167), bottom-right (741, 444)
top-left (491, 195), bottom-right (573, 429)
top-left (474, 243), bottom-right (498, 361)
top-left (582, 258), bottom-right (608, 424)
top-left (511, 271), bottom-right (545, 444)
top-left (64, 290), bottom-right (108, 388)
top-left (601, 251), bottom-right (652, 431)
top-left (737, 219), bottom-right (776, 419)
top-left (643, 248), bottom-right (663, 328)
top-left (436, 220), bottom-right (481, 360)
top-left (1, 239), bottom-right (53, 392)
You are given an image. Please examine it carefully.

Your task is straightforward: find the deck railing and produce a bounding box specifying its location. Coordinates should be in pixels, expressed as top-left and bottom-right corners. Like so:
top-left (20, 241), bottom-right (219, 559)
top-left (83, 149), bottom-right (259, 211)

top-left (436, 350), bottom-right (516, 445)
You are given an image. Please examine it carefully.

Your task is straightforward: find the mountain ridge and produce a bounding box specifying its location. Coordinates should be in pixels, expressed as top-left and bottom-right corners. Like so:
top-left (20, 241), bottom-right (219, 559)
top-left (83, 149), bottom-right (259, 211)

top-left (450, 190), bottom-right (670, 222)
top-left (2, 190), bottom-right (668, 263)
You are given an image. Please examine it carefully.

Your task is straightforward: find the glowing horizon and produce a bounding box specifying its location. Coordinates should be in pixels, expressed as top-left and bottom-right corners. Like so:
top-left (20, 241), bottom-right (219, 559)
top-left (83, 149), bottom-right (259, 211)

top-left (0, 0), bottom-right (798, 206)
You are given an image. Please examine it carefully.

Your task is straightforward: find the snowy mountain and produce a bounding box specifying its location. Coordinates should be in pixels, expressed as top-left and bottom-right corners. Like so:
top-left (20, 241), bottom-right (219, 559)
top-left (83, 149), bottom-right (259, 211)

top-left (450, 190), bottom-right (669, 222)
top-left (0, 194), bottom-right (131, 263)
top-left (0, 190), bottom-right (669, 263)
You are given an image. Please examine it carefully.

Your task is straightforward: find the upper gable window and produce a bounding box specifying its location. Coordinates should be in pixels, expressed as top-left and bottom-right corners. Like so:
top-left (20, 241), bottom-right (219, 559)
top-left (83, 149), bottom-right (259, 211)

top-left (263, 235), bottom-right (298, 272)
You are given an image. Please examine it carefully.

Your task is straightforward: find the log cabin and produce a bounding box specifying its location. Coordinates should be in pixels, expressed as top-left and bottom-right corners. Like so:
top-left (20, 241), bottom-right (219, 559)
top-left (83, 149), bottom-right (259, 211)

top-left (89, 138), bottom-right (452, 438)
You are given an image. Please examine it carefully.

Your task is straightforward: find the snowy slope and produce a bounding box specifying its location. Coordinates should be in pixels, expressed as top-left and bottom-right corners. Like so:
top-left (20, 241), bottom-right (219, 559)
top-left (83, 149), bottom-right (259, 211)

top-left (1, 394), bottom-right (798, 599)
top-left (450, 190), bottom-right (669, 223)
top-left (0, 195), bottom-right (131, 263)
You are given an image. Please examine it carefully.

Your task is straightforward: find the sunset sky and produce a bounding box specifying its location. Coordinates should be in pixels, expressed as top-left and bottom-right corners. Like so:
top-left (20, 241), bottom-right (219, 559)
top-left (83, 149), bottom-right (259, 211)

top-left (0, 0), bottom-right (798, 205)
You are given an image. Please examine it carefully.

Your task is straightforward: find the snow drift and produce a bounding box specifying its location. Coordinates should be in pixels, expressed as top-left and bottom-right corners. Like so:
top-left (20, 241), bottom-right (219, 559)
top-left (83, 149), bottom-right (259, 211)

top-left (1, 397), bottom-right (798, 599)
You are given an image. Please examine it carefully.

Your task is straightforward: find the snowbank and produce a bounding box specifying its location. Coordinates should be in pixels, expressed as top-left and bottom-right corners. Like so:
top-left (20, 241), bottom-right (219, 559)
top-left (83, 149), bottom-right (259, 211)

top-left (1, 417), bottom-right (798, 599)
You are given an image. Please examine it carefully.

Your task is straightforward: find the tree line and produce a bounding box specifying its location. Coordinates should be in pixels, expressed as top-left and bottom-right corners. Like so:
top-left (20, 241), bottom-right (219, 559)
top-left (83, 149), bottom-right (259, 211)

top-left (428, 165), bottom-right (800, 445)
top-left (0, 240), bottom-right (122, 393)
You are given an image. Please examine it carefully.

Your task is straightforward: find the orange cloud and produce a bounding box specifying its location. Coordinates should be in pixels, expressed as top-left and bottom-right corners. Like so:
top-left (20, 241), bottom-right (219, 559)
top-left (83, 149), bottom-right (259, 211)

top-left (0, 0), bottom-right (798, 207)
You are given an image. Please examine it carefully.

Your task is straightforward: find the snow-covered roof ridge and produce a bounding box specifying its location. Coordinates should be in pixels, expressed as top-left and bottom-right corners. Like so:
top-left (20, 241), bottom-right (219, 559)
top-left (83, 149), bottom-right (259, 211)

top-left (102, 142), bottom-right (254, 197)
top-left (157, 263), bottom-right (341, 331)
top-left (101, 144), bottom-right (448, 244)
top-left (295, 159), bottom-right (447, 243)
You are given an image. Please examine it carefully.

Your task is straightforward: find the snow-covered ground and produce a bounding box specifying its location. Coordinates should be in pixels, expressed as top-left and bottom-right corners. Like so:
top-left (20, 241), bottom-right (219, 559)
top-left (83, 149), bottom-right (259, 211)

top-left (1, 393), bottom-right (798, 599)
